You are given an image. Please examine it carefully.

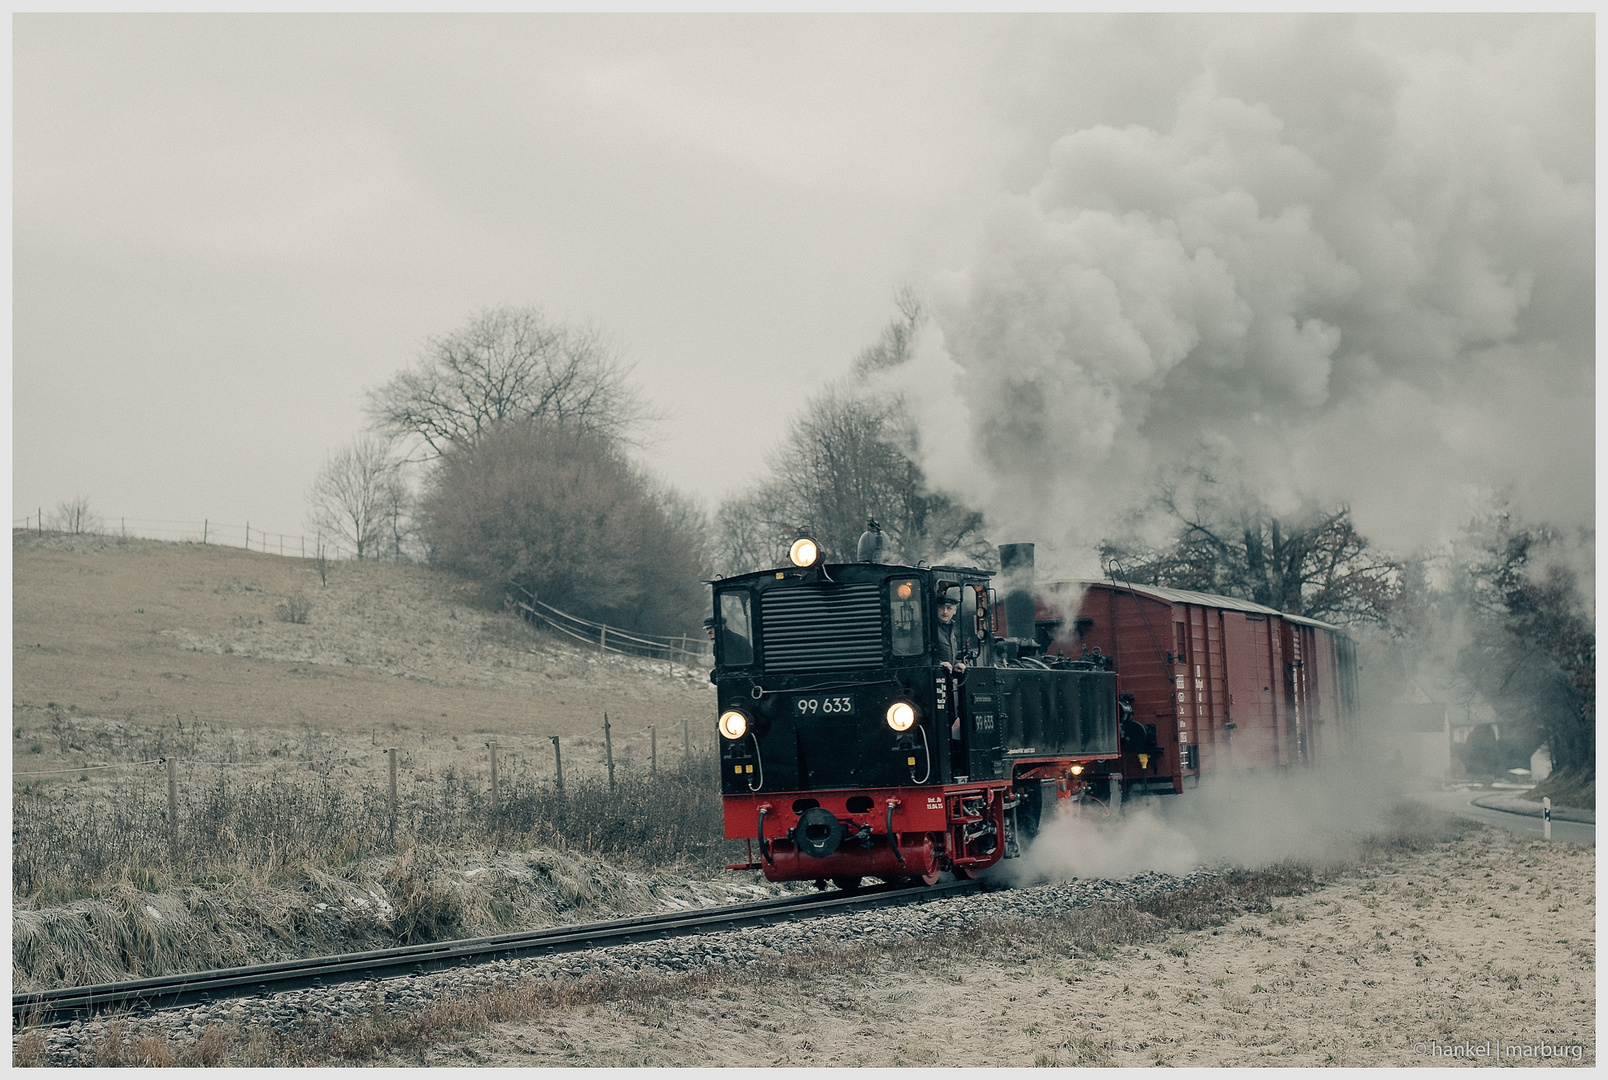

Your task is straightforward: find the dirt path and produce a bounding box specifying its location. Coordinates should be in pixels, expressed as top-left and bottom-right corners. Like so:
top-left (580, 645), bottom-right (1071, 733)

top-left (436, 828), bottom-right (1593, 1068)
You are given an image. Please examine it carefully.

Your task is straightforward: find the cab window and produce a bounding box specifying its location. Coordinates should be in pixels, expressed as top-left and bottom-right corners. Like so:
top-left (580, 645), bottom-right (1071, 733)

top-left (889, 578), bottom-right (924, 656)
top-left (717, 590), bottom-right (754, 666)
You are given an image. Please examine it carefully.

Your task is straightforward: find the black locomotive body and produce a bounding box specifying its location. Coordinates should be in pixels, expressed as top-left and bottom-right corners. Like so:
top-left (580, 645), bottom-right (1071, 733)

top-left (712, 542), bottom-right (1119, 885)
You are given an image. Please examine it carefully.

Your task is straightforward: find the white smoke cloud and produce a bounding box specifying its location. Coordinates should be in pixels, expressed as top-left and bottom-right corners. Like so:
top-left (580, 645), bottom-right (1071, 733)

top-left (1001, 767), bottom-right (1397, 884)
top-left (903, 16), bottom-right (1592, 569)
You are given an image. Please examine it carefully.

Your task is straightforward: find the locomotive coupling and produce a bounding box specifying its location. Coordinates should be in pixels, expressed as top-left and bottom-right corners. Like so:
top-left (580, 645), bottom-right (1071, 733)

top-left (792, 806), bottom-right (845, 858)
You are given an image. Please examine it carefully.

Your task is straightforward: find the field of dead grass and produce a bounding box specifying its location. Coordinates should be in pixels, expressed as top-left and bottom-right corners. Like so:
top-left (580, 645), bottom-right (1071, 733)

top-left (12, 531), bottom-right (760, 991)
top-left (21, 810), bottom-right (1593, 1068)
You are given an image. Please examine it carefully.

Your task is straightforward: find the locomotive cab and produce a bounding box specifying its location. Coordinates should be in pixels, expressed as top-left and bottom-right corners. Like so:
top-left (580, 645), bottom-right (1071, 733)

top-left (711, 537), bottom-right (1121, 885)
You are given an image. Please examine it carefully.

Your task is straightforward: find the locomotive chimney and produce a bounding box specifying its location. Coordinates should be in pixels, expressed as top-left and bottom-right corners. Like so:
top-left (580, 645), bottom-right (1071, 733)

top-left (998, 543), bottom-right (1035, 640)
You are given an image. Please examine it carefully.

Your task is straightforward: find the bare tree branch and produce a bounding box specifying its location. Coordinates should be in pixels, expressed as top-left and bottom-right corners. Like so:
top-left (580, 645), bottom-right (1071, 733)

top-left (367, 306), bottom-right (655, 458)
top-left (306, 437), bottom-right (408, 560)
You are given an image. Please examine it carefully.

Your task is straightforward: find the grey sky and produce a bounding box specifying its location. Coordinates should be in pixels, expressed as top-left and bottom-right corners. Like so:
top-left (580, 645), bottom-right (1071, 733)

top-left (13, 14), bottom-right (1593, 562)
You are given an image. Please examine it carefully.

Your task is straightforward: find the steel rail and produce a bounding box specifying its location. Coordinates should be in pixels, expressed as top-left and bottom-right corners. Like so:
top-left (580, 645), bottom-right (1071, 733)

top-left (14, 877), bottom-right (984, 1029)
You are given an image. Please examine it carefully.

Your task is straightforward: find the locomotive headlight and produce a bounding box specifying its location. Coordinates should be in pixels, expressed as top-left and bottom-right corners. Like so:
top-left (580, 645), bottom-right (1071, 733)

top-left (718, 710), bottom-right (749, 740)
top-left (788, 537), bottom-right (819, 567)
top-left (1070, 764), bottom-right (1084, 776)
top-left (885, 701), bottom-right (916, 731)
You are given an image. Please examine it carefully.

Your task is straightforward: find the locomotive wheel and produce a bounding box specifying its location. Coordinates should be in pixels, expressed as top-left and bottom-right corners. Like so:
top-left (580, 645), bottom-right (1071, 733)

top-left (950, 866), bottom-right (972, 881)
top-left (831, 876), bottom-right (863, 893)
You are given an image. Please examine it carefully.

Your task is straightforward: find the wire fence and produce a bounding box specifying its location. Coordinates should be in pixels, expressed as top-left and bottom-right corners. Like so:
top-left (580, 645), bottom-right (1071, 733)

top-left (12, 715), bottom-right (726, 895)
top-left (509, 585), bottom-right (712, 666)
top-left (13, 512), bottom-right (376, 563)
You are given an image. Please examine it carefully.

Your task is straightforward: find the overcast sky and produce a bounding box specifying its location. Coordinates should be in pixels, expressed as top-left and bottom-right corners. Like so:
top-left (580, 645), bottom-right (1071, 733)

top-left (12, 14), bottom-right (1594, 565)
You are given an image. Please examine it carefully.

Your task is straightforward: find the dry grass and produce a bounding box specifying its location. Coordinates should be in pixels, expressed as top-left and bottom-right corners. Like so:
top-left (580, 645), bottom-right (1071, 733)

top-left (15, 531), bottom-right (748, 990)
top-left (25, 870), bottom-right (1312, 1066)
top-left (30, 811), bottom-right (1474, 1067)
top-left (13, 753), bottom-right (735, 990)
top-left (14, 751), bottom-right (729, 900)
top-left (1524, 767), bottom-right (1595, 810)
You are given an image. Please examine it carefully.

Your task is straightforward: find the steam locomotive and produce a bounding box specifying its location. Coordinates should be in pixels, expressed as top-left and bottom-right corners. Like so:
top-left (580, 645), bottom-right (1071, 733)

top-left (710, 524), bottom-right (1356, 887)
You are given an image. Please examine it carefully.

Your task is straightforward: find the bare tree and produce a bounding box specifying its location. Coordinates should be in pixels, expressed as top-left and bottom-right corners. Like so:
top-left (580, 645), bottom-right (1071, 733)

top-left (1102, 465), bottom-right (1400, 625)
top-left (1449, 509), bottom-right (1594, 775)
top-left (312, 533), bottom-right (330, 587)
top-left (50, 496), bottom-right (101, 535)
top-left (367, 306), bottom-right (654, 458)
top-left (306, 437), bottom-right (407, 560)
top-left (713, 294), bottom-right (992, 574)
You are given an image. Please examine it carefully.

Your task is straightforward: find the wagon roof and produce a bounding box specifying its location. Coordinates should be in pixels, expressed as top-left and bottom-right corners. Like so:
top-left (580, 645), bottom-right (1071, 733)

top-left (1061, 579), bottom-right (1347, 634)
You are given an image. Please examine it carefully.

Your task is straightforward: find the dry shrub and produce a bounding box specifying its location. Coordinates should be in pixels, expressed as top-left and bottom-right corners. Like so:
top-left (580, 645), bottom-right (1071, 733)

top-left (420, 417), bottom-right (706, 637)
top-left (274, 595), bottom-right (312, 624)
top-left (177, 1024), bottom-right (235, 1067)
top-left (13, 1026), bottom-right (48, 1067)
top-left (384, 850), bottom-right (476, 945)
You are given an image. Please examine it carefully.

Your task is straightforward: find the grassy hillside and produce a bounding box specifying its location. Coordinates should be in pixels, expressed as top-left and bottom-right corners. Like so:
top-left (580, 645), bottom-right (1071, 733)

top-left (14, 531), bottom-right (713, 772)
top-left (12, 531), bottom-right (751, 991)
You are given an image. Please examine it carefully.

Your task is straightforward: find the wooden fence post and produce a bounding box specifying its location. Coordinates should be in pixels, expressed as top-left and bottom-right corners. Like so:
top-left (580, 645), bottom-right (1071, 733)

top-left (387, 748), bottom-right (398, 841)
top-left (603, 713), bottom-right (615, 792)
top-left (245, 522), bottom-right (250, 550)
top-left (650, 726), bottom-right (656, 776)
top-left (683, 715), bottom-right (690, 760)
top-left (166, 756), bottom-right (179, 867)
top-left (203, 519), bottom-right (207, 544)
top-left (551, 736), bottom-right (564, 794)
top-left (488, 743), bottom-right (500, 818)
top-left (599, 626), bottom-right (607, 653)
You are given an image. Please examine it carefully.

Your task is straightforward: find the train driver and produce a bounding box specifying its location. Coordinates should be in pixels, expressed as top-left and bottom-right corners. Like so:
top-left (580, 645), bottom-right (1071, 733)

top-left (936, 589), bottom-right (966, 675)
top-left (937, 588), bottom-right (967, 744)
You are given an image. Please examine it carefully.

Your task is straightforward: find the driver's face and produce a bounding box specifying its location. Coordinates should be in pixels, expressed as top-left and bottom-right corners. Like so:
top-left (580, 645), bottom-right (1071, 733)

top-left (938, 603), bottom-right (957, 624)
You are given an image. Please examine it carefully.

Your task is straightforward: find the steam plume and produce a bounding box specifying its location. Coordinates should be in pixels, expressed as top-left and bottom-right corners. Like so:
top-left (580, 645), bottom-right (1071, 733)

top-left (900, 17), bottom-right (1591, 569)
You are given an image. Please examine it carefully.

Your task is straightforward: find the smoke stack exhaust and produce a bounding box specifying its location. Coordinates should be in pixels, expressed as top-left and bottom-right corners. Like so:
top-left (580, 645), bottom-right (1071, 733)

top-left (998, 543), bottom-right (1035, 640)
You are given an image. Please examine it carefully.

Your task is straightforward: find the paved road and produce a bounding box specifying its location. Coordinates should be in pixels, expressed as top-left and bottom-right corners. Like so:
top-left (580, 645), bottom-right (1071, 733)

top-left (1407, 789), bottom-right (1595, 846)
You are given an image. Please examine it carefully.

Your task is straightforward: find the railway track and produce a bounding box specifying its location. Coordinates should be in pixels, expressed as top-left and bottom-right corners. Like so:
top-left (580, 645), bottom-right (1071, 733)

top-left (14, 877), bottom-right (986, 1030)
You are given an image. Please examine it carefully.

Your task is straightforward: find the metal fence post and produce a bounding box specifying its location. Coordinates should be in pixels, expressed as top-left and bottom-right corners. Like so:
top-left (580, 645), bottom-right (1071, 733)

top-left (488, 742), bottom-right (500, 818)
top-left (650, 726), bottom-right (656, 776)
top-left (603, 713), bottom-right (615, 792)
top-left (551, 736), bottom-right (564, 794)
top-left (166, 756), bottom-right (179, 867)
top-left (387, 748), bottom-right (398, 841)
top-left (599, 626), bottom-right (607, 653)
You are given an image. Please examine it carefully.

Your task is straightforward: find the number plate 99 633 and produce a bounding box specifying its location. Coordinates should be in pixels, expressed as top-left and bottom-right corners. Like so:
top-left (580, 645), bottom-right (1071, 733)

top-left (793, 694), bottom-right (854, 717)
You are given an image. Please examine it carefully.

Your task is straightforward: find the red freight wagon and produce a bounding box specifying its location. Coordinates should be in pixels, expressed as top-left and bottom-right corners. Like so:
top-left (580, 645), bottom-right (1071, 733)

top-left (1018, 581), bottom-right (1357, 797)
